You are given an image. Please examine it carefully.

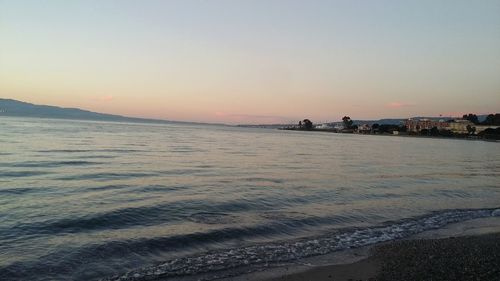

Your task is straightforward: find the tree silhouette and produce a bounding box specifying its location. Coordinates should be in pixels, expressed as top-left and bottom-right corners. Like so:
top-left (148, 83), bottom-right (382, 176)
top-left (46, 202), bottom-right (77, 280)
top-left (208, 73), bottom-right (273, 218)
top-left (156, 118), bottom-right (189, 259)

top-left (342, 116), bottom-right (353, 129)
top-left (430, 126), bottom-right (439, 136)
top-left (463, 114), bottom-right (479, 125)
top-left (466, 125), bottom-right (476, 135)
top-left (302, 119), bottom-right (313, 130)
top-left (483, 114), bottom-right (500, 125)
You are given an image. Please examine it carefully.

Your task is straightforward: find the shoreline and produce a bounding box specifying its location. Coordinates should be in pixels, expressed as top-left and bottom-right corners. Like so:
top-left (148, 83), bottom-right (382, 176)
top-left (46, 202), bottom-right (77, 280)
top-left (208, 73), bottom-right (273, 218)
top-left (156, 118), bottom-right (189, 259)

top-left (263, 232), bottom-right (500, 281)
top-left (279, 128), bottom-right (500, 142)
top-left (103, 214), bottom-right (500, 281)
top-left (221, 217), bottom-right (500, 281)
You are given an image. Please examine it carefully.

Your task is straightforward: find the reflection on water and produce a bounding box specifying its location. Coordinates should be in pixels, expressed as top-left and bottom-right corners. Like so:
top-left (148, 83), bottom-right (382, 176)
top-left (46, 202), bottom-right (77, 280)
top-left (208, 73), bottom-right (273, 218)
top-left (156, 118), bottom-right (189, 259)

top-left (0, 117), bottom-right (499, 280)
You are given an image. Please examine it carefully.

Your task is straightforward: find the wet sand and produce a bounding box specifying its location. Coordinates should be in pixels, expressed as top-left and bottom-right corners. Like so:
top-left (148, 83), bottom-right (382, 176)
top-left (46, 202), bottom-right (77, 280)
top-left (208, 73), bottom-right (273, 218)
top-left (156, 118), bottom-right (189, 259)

top-left (264, 256), bottom-right (380, 281)
top-left (229, 217), bottom-right (500, 281)
top-left (264, 232), bottom-right (500, 281)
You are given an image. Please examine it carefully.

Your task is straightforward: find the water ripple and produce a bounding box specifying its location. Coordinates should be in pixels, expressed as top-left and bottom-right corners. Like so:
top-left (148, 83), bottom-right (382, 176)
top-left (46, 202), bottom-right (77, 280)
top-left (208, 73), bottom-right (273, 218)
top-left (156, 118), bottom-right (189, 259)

top-left (57, 172), bottom-right (159, 181)
top-left (0, 171), bottom-right (51, 178)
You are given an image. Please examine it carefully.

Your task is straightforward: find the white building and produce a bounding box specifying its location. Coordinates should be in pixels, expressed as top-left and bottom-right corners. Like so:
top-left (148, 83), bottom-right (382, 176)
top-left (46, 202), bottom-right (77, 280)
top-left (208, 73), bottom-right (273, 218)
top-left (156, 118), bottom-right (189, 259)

top-left (448, 119), bottom-right (475, 134)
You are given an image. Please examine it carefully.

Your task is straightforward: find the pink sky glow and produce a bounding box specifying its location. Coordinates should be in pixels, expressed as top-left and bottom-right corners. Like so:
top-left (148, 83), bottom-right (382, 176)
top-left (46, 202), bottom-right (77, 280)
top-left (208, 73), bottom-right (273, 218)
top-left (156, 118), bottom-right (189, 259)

top-left (1, 1), bottom-right (499, 124)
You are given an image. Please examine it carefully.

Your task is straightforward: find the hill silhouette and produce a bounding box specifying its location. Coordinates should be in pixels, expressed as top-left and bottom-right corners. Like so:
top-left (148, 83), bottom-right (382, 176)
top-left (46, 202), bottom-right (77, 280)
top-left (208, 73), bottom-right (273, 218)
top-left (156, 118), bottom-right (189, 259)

top-left (0, 98), bottom-right (183, 124)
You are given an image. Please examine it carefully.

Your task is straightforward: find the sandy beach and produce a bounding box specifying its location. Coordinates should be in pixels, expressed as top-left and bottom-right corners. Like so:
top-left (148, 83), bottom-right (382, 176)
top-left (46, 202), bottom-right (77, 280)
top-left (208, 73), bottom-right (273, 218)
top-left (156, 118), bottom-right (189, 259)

top-left (223, 217), bottom-right (500, 281)
top-left (265, 233), bottom-right (500, 281)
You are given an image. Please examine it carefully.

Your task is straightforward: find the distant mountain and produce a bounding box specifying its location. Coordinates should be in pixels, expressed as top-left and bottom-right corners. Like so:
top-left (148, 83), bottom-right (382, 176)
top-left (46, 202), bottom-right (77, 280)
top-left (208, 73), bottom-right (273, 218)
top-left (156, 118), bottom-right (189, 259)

top-left (0, 98), bottom-right (173, 124)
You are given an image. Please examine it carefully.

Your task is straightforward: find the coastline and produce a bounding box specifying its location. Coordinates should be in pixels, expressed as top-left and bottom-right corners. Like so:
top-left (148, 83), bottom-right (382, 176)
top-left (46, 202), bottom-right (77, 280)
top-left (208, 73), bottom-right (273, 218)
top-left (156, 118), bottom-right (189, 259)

top-left (279, 128), bottom-right (500, 142)
top-left (223, 217), bottom-right (500, 281)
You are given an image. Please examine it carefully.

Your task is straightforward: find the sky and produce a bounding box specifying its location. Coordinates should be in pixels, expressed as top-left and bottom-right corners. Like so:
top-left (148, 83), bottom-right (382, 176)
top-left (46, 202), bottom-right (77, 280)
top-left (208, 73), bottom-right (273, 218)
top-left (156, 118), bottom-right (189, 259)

top-left (1, 0), bottom-right (499, 124)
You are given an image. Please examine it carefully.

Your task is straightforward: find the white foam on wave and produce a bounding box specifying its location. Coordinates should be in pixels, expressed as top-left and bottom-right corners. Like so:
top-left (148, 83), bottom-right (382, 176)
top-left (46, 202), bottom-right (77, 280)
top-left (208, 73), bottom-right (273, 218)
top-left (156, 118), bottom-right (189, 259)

top-left (102, 208), bottom-right (499, 281)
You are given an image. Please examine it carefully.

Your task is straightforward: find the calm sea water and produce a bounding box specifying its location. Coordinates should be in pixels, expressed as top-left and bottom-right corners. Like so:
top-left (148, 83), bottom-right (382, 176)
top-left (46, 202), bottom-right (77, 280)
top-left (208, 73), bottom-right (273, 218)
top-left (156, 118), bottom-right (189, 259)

top-left (1, 117), bottom-right (499, 281)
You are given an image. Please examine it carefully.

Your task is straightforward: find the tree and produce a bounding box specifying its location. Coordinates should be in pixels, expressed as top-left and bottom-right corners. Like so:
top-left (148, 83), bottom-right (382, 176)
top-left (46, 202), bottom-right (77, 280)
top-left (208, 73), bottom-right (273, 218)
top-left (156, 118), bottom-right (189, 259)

top-left (430, 126), bottom-right (439, 136)
top-left (371, 123), bottom-right (380, 131)
top-left (463, 113), bottom-right (479, 125)
top-left (466, 125), bottom-right (476, 135)
top-left (342, 116), bottom-right (353, 129)
top-left (483, 114), bottom-right (494, 125)
top-left (439, 129), bottom-right (454, 137)
top-left (494, 114), bottom-right (500, 125)
top-left (420, 129), bottom-right (429, 136)
top-left (378, 124), bottom-right (399, 134)
top-left (482, 114), bottom-right (500, 125)
top-left (302, 119), bottom-right (313, 130)
top-left (478, 127), bottom-right (500, 140)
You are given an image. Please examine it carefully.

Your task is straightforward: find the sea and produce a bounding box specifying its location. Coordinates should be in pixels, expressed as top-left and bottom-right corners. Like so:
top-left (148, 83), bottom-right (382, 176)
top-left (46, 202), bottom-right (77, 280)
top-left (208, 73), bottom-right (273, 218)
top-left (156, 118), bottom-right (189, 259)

top-left (0, 117), bottom-right (499, 281)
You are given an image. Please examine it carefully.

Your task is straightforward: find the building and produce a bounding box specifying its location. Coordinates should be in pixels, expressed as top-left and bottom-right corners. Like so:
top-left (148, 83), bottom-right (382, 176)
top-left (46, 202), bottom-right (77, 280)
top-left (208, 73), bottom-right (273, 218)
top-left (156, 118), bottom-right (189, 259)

top-left (356, 124), bottom-right (371, 134)
top-left (474, 125), bottom-right (500, 134)
top-left (447, 119), bottom-right (475, 134)
top-left (315, 123), bottom-right (333, 130)
top-left (405, 118), bottom-right (499, 135)
top-left (405, 119), bottom-right (449, 132)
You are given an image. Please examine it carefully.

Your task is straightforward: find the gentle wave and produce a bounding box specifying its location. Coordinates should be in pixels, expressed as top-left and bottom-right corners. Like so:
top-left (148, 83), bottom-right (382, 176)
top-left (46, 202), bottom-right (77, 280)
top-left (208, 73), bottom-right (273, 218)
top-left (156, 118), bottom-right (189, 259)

top-left (55, 169), bottom-right (211, 181)
top-left (1, 198), bottom-right (293, 237)
top-left (103, 208), bottom-right (500, 281)
top-left (57, 172), bottom-right (159, 181)
top-left (78, 155), bottom-right (118, 159)
top-left (1, 204), bottom-right (182, 237)
top-left (0, 214), bottom-right (362, 280)
top-left (0, 187), bottom-right (42, 195)
top-left (82, 184), bottom-right (188, 193)
top-left (0, 160), bottom-right (101, 168)
top-left (37, 149), bottom-right (92, 153)
top-left (37, 149), bottom-right (147, 153)
top-left (0, 171), bottom-right (51, 178)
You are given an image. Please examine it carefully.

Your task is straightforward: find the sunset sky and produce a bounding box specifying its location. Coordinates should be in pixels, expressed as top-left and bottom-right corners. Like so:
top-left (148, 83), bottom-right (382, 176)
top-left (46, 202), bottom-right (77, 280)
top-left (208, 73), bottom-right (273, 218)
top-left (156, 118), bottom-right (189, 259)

top-left (1, 0), bottom-right (499, 124)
